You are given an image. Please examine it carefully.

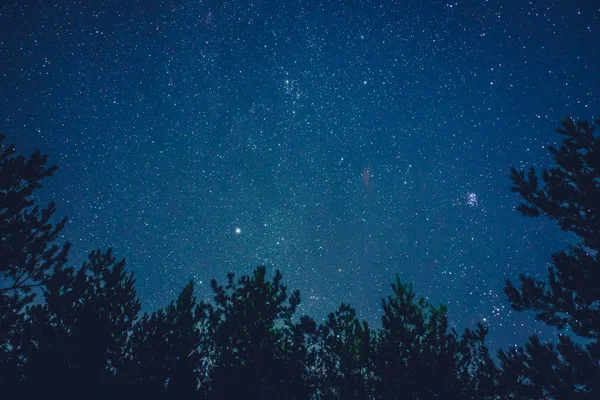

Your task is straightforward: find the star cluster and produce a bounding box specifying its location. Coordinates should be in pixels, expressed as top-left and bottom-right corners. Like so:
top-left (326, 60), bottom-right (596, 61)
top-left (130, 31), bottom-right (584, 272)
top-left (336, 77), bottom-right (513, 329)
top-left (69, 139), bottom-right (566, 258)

top-left (1, 0), bottom-right (598, 350)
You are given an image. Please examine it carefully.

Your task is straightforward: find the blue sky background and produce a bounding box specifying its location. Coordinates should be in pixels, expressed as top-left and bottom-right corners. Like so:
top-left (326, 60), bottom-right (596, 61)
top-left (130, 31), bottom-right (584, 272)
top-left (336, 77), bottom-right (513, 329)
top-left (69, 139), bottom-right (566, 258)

top-left (1, 0), bottom-right (598, 351)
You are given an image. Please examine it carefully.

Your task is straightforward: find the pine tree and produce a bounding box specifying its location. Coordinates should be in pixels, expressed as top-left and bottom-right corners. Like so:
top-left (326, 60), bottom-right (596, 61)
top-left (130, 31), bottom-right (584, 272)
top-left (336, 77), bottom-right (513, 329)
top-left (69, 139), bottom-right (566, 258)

top-left (20, 249), bottom-right (140, 396)
top-left (0, 134), bottom-right (70, 389)
top-left (310, 302), bottom-right (373, 400)
top-left (501, 117), bottom-right (600, 398)
top-left (206, 267), bottom-right (311, 399)
top-left (120, 280), bottom-right (210, 397)
top-left (372, 276), bottom-right (496, 399)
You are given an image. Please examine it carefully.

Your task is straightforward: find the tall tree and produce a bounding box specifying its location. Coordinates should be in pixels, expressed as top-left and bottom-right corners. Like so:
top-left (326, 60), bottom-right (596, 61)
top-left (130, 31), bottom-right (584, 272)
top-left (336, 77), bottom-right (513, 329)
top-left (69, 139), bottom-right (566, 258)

top-left (502, 117), bottom-right (600, 398)
top-left (20, 249), bottom-right (140, 396)
top-left (206, 267), bottom-right (311, 399)
top-left (372, 276), bottom-right (496, 400)
top-left (120, 280), bottom-right (210, 397)
top-left (310, 302), bottom-right (374, 400)
top-left (0, 134), bottom-right (70, 389)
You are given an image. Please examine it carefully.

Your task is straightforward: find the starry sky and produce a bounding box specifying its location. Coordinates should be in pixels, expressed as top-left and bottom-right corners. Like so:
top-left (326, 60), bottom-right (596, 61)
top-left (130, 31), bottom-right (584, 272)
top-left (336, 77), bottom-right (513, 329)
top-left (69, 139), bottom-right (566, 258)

top-left (1, 0), bottom-right (598, 351)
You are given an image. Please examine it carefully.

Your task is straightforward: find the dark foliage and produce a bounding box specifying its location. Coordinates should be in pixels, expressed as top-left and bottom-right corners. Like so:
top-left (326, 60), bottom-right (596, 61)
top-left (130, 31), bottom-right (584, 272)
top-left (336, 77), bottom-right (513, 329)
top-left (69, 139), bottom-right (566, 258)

top-left (309, 302), bottom-right (374, 399)
top-left (119, 280), bottom-right (209, 397)
top-left (0, 134), bottom-right (70, 389)
top-left (20, 249), bottom-right (140, 396)
top-left (0, 134), bottom-right (69, 297)
top-left (502, 117), bottom-right (600, 398)
top-left (372, 277), bottom-right (496, 400)
top-left (507, 118), bottom-right (600, 338)
top-left (497, 334), bottom-right (600, 399)
top-left (206, 267), bottom-right (311, 399)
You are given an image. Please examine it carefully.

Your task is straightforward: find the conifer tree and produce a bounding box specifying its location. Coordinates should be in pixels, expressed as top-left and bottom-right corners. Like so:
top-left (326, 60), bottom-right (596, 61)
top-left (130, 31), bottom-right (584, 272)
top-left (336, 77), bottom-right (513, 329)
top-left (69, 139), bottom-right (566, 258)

top-left (0, 134), bottom-right (70, 389)
top-left (120, 280), bottom-right (209, 397)
top-left (21, 249), bottom-right (140, 396)
top-left (311, 302), bottom-right (373, 400)
top-left (372, 277), bottom-right (496, 399)
top-left (206, 267), bottom-right (311, 399)
top-left (501, 117), bottom-right (600, 398)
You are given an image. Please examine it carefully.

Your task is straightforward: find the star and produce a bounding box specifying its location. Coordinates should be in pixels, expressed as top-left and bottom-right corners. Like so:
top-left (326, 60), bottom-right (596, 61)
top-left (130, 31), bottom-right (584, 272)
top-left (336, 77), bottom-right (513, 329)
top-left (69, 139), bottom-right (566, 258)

top-left (466, 192), bottom-right (479, 207)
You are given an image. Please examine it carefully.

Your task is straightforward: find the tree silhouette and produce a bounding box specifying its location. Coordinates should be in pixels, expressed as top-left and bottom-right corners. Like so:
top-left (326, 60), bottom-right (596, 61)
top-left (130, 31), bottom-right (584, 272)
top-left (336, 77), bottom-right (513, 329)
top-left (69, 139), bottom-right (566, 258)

top-left (496, 334), bottom-right (600, 399)
top-left (20, 249), bottom-right (140, 396)
top-left (206, 267), bottom-right (311, 399)
top-left (119, 280), bottom-right (209, 397)
top-left (372, 276), bottom-right (496, 399)
top-left (501, 117), bottom-right (600, 398)
top-left (310, 302), bottom-right (374, 400)
top-left (0, 134), bottom-right (70, 389)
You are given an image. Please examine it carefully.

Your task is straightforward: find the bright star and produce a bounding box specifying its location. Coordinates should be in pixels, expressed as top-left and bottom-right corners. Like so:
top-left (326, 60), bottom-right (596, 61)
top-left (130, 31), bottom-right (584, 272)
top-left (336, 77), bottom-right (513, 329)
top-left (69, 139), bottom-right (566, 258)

top-left (235, 227), bottom-right (242, 235)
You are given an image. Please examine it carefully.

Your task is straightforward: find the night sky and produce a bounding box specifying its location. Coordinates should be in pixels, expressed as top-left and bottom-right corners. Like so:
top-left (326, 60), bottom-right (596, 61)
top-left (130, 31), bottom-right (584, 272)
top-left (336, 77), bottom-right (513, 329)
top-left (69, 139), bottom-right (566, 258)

top-left (1, 0), bottom-right (598, 351)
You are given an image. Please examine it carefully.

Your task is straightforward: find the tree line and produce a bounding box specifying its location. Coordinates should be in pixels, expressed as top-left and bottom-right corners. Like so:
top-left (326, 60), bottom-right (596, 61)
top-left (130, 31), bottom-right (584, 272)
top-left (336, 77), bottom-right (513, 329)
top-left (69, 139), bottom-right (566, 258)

top-left (1, 117), bottom-right (599, 399)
